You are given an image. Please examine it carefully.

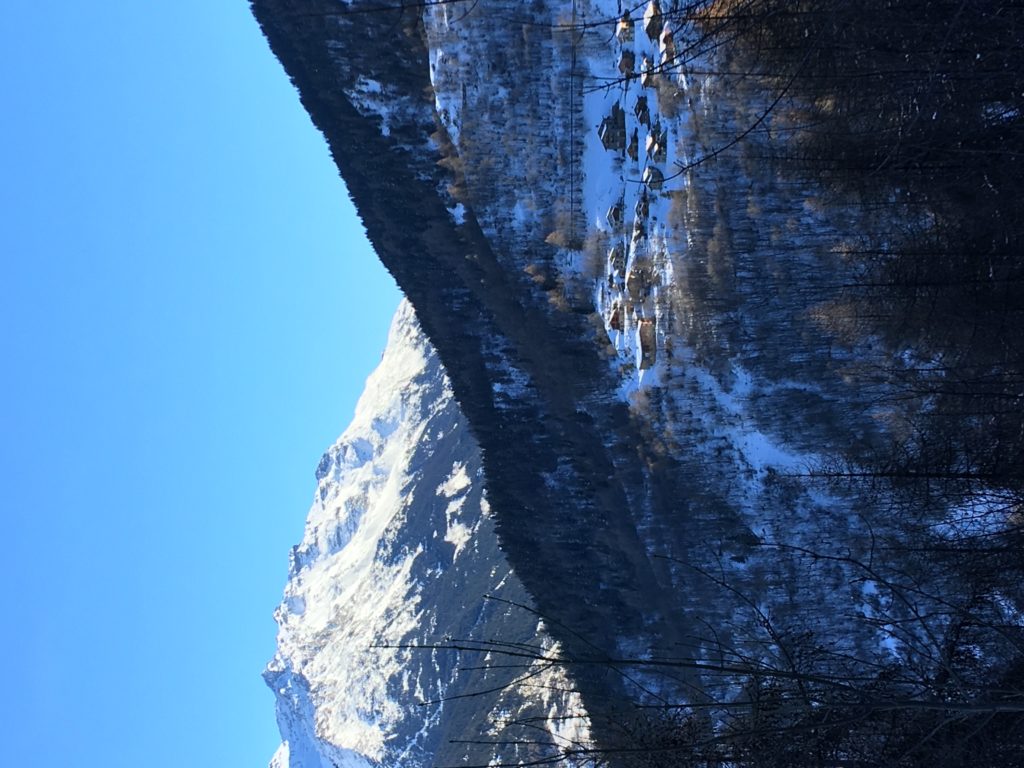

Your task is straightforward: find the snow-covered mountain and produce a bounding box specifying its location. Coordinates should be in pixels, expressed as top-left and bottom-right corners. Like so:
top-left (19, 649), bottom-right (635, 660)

top-left (254, 1), bottom-right (1024, 765)
top-left (267, 301), bottom-right (586, 768)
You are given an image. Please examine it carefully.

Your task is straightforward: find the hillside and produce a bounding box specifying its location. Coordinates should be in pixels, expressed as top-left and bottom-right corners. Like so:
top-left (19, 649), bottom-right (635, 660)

top-left (253, 2), bottom-right (1024, 766)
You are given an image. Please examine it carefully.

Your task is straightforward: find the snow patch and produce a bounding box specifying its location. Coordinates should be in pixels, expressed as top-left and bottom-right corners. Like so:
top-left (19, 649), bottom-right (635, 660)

top-left (437, 462), bottom-right (470, 498)
top-left (447, 203), bottom-right (466, 224)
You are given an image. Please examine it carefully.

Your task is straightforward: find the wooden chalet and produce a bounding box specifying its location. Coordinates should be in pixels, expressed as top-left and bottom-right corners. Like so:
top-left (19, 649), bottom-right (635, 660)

top-left (639, 318), bottom-right (657, 369)
top-left (634, 95), bottom-right (650, 127)
top-left (640, 55), bottom-right (656, 88)
top-left (598, 102), bottom-right (626, 152)
top-left (635, 192), bottom-right (650, 219)
top-left (618, 49), bottom-right (636, 76)
top-left (607, 200), bottom-right (624, 228)
top-left (644, 0), bottom-right (663, 41)
top-left (608, 301), bottom-right (623, 331)
top-left (643, 165), bottom-right (664, 190)
top-left (627, 263), bottom-right (650, 301)
top-left (616, 12), bottom-right (634, 44)
top-left (660, 25), bottom-right (676, 66)
top-left (646, 125), bottom-right (668, 163)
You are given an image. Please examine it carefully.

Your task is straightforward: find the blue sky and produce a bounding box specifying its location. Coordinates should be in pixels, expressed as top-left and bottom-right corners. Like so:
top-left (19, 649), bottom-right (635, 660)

top-left (1, 3), bottom-right (401, 766)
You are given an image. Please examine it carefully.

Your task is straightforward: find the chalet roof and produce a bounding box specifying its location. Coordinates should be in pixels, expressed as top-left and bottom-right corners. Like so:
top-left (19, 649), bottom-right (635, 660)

top-left (643, 165), bottom-right (665, 190)
top-left (646, 132), bottom-right (656, 154)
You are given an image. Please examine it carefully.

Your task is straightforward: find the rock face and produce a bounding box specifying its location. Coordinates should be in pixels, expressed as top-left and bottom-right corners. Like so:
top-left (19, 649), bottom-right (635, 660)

top-left (254, 1), bottom-right (1024, 766)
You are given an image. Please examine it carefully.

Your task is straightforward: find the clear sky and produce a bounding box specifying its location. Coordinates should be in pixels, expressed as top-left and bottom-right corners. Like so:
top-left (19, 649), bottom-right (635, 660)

top-left (1, 3), bottom-right (401, 767)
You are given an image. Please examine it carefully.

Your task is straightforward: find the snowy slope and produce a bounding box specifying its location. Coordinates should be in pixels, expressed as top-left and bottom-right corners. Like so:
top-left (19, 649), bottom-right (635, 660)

top-left (418, 0), bottom-right (888, 662)
top-left (266, 301), bottom-right (586, 768)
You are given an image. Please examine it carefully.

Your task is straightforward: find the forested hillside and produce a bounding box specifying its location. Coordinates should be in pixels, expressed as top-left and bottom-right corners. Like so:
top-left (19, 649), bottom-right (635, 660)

top-left (253, 2), bottom-right (1024, 765)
